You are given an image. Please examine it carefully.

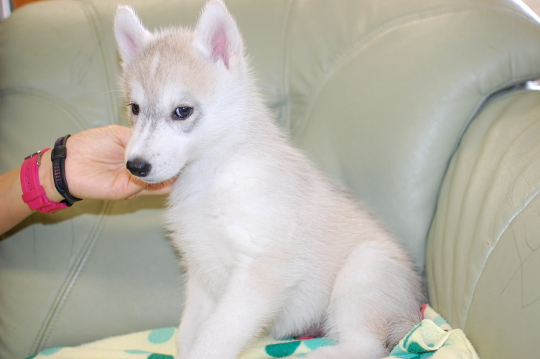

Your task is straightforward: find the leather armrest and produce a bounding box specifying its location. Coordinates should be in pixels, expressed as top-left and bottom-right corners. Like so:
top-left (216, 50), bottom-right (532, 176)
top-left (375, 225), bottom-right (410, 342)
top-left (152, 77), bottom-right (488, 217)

top-left (427, 88), bottom-right (540, 359)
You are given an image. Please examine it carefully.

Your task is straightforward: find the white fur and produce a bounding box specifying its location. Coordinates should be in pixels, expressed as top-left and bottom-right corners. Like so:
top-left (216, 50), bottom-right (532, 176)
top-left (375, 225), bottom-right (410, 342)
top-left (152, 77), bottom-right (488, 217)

top-left (114, 5), bottom-right (152, 67)
top-left (114, 1), bottom-right (425, 358)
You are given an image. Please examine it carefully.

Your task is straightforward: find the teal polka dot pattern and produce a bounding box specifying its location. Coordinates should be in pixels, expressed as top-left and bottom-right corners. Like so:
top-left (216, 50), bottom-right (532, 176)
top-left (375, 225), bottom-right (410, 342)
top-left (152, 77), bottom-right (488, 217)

top-left (40, 347), bottom-right (63, 356)
top-left (125, 349), bottom-right (150, 354)
top-left (433, 316), bottom-right (449, 328)
top-left (265, 340), bottom-right (301, 357)
top-left (25, 305), bottom-right (476, 359)
top-left (264, 337), bottom-right (333, 358)
top-left (148, 327), bottom-right (175, 344)
top-left (147, 354), bottom-right (174, 359)
top-left (303, 338), bottom-right (333, 351)
top-left (27, 327), bottom-right (342, 359)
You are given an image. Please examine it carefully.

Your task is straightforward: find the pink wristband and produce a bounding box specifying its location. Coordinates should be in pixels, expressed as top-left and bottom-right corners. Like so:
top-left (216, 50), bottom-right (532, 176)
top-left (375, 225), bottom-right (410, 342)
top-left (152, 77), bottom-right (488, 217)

top-left (20, 148), bottom-right (68, 213)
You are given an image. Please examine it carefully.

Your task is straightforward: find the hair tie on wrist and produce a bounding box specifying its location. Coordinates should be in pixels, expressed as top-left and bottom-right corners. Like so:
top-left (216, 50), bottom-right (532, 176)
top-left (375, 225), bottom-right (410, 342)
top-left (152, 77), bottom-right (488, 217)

top-left (51, 135), bottom-right (82, 206)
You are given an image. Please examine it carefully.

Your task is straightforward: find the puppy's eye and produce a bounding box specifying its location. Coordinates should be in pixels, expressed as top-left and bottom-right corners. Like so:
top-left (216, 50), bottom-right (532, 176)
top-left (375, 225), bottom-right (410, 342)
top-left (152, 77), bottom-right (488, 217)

top-left (173, 106), bottom-right (193, 120)
top-left (129, 103), bottom-right (140, 116)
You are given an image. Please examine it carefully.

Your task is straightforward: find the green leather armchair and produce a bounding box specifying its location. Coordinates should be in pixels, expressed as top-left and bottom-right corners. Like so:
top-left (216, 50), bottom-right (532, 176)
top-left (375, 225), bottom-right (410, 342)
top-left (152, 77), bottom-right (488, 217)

top-left (1, 0), bottom-right (540, 358)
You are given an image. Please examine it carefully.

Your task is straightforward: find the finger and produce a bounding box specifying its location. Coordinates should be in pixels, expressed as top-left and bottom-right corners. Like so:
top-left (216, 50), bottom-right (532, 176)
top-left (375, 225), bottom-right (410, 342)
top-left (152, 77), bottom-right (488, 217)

top-left (136, 179), bottom-right (174, 196)
top-left (138, 186), bottom-right (172, 196)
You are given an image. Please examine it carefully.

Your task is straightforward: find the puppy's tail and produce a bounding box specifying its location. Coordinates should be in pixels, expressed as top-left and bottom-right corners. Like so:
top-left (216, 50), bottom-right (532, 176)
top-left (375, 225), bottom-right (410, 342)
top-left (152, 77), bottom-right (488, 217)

top-left (384, 311), bottom-right (422, 352)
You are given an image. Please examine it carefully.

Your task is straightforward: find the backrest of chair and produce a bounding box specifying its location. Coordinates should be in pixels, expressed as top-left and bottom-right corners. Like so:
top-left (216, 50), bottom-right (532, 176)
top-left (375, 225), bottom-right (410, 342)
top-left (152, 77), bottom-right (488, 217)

top-left (1, 0), bottom-right (540, 357)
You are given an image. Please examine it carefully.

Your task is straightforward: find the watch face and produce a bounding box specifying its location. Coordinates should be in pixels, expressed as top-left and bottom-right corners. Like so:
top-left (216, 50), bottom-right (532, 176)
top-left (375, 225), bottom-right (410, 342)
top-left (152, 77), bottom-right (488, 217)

top-left (52, 145), bottom-right (67, 160)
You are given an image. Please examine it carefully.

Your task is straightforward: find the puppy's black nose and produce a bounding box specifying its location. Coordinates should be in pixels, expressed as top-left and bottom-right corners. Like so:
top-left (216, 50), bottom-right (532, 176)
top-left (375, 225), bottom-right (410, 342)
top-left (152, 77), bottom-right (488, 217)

top-left (126, 158), bottom-right (151, 177)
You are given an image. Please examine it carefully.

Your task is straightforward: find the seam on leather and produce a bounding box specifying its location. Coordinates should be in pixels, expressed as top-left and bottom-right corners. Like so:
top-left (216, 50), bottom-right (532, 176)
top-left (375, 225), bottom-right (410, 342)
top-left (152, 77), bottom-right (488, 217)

top-left (279, 0), bottom-right (297, 133)
top-left (453, 114), bottom-right (509, 328)
top-left (426, 89), bottom-right (540, 327)
top-left (463, 184), bottom-right (540, 330)
top-left (0, 89), bottom-right (87, 132)
top-left (29, 4), bottom-right (124, 350)
top-left (452, 78), bottom-right (540, 157)
top-left (79, 0), bottom-right (120, 126)
top-left (293, 4), bottom-right (540, 138)
top-left (30, 200), bottom-right (113, 355)
top-left (427, 83), bottom-right (540, 293)
top-left (461, 103), bottom-right (540, 330)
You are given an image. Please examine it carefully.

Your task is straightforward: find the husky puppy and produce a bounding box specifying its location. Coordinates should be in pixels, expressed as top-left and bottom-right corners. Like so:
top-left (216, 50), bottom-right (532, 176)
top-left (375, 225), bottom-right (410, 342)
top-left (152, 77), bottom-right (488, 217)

top-left (114, 1), bottom-right (424, 358)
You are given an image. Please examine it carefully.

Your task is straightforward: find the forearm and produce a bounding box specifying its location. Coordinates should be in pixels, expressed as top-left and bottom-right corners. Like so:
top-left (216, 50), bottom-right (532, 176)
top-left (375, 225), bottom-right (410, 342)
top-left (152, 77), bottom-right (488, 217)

top-left (0, 149), bottom-right (62, 235)
top-left (0, 166), bottom-right (33, 234)
top-left (0, 125), bottom-right (172, 235)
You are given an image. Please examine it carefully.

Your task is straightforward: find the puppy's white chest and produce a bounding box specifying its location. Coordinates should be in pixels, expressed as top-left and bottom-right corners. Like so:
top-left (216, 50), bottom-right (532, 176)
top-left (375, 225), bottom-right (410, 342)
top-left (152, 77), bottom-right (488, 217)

top-left (169, 170), bottom-right (268, 286)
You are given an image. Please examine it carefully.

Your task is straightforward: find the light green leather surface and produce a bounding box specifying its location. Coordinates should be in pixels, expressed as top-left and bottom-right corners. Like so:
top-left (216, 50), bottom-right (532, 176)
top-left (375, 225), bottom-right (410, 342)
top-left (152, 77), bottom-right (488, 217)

top-left (273, 0), bottom-right (540, 266)
top-left (1, 0), bottom-right (540, 358)
top-left (427, 88), bottom-right (540, 359)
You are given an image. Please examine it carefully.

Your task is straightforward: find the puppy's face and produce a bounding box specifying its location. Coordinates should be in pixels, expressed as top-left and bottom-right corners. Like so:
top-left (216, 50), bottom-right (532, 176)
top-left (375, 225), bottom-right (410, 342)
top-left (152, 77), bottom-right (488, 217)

top-left (114, 2), bottom-right (245, 183)
top-left (122, 34), bottom-right (215, 184)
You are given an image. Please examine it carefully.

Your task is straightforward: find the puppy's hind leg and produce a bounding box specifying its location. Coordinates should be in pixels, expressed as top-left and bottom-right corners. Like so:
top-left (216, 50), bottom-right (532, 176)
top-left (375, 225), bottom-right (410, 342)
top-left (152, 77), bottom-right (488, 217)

top-left (307, 240), bottom-right (422, 359)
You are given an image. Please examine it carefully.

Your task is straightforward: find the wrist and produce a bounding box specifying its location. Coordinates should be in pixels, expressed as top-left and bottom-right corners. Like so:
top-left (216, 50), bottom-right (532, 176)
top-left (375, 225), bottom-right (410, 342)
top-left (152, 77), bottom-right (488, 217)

top-left (20, 149), bottom-right (68, 213)
top-left (51, 135), bottom-right (82, 205)
top-left (38, 148), bottom-right (64, 203)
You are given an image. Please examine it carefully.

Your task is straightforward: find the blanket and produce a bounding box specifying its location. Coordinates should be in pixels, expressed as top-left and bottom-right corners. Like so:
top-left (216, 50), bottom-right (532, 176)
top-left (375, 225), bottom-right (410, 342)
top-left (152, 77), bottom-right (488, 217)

top-left (28, 305), bottom-right (478, 359)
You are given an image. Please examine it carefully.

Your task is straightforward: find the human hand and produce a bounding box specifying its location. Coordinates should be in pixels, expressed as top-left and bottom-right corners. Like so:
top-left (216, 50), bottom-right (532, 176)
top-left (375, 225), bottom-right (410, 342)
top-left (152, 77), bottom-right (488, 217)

top-left (41, 125), bottom-right (173, 202)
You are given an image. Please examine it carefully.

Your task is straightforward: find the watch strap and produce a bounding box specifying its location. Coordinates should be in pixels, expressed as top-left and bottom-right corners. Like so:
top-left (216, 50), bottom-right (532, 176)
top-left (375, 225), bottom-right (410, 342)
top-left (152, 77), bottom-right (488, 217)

top-left (51, 135), bottom-right (82, 205)
top-left (20, 148), bottom-right (69, 213)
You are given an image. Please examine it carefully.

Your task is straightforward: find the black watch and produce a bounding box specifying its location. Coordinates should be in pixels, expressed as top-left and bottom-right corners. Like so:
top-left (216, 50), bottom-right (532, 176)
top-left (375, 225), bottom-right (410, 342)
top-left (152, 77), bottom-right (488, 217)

top-left (51, 135), bottom-right (82, 206)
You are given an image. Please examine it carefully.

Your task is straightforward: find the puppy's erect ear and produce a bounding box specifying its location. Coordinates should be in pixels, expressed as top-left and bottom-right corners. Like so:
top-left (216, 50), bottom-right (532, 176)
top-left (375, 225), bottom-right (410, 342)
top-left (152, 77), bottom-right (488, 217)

top-left (194, 0), bottom-right (243, 69)
top-left (114, 5), bottom-right (152, 67)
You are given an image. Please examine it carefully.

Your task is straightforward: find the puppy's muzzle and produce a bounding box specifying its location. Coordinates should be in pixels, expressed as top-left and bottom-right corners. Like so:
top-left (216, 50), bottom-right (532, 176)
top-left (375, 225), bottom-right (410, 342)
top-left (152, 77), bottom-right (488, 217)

top-left (127, 158), bottom-right (151, 178)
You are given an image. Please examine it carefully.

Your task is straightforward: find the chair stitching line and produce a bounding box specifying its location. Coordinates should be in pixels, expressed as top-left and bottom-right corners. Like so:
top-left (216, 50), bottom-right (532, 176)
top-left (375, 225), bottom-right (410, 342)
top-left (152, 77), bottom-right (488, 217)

top-left (79, 0), bottom-right (120, 125)
top-left (293, 4), bottom-right (540, 137)
top-left (0, 88), bottom-right (86, 132)
top-left (31, 201), bottom-right (113, 355)
top-left (461, 103), bottom-right (540, 329)
top-left (279, 0), bottom-right (297, 133)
